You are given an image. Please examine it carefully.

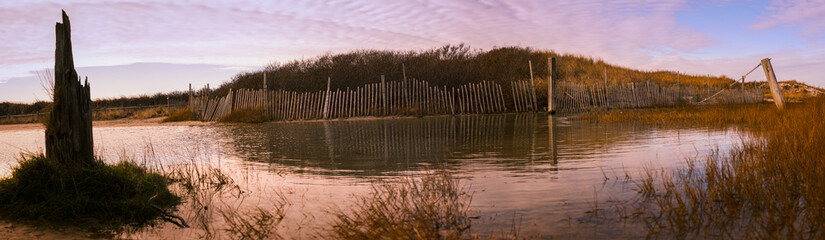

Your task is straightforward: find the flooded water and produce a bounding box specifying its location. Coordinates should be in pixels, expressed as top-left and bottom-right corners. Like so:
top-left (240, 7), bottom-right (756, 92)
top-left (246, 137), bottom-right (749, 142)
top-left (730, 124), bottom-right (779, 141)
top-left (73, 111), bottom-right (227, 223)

top-left (0, 113), bottom-right (745, 238)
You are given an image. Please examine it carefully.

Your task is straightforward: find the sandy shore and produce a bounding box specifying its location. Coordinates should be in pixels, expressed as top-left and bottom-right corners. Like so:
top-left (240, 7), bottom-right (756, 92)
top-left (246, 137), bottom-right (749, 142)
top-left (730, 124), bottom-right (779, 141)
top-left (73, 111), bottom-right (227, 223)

top-left (0, 117), bottom-right (213, 132)
top-left (0, 114), bottom-right (436, 132)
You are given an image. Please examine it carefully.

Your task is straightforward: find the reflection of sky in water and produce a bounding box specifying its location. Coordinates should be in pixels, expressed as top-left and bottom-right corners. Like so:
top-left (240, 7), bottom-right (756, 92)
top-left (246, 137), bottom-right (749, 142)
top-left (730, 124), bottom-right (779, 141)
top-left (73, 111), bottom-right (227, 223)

top-left (0, 114), bottom-right (749, 238)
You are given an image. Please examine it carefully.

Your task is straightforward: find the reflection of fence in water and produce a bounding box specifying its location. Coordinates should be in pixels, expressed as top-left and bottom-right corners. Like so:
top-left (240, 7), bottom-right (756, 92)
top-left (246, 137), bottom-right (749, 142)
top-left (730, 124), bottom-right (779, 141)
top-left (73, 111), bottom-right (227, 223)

top-left (219, 114), bottom-right (543, 171)
top-left (192, 79), bottom-right (512, 121)
top-left (218, 114), bottom-right (680, 173)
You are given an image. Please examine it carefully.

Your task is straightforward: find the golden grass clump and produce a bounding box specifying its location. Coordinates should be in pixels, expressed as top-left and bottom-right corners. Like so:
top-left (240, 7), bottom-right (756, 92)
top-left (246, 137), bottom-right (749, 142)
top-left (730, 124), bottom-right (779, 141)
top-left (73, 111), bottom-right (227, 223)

top-left (93, 108), bottom-right (130, 121)
top-left (218, 108), bottom-right (268, 123)
top-left (129, 107), bottom-right (172, 119)
top-left (622, 97), bottom-right (825, 238)
top-left (91, 106), bottom-right (175, 121)
top-left (0, 115), bottom-right (42, 125)
top-left (162, 108), bottom-right (200, 122)
top-left (328, 168), bottom-right (473, 239)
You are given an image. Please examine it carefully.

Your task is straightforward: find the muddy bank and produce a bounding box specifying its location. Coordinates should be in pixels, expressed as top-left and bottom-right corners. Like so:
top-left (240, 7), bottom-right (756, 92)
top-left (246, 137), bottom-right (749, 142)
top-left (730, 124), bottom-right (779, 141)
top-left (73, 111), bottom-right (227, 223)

top-left (0, 220), bottom-right (93, 240)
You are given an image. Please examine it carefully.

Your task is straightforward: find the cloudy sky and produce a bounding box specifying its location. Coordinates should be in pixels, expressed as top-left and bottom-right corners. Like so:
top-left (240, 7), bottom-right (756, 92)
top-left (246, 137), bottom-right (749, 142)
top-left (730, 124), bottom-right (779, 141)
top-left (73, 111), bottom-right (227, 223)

top-left (1, 0), bottom-right (823, 103)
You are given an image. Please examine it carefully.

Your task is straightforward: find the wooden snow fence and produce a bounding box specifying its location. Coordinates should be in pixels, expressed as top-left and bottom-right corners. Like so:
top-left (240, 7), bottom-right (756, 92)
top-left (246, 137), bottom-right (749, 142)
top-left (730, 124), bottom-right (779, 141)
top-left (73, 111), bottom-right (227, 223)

top-left (189, 77), bottom-right (765, 121)
top-left (550, 81), bottom-right (763, 113)
top-left (190, 79), bottom-right (510, 122)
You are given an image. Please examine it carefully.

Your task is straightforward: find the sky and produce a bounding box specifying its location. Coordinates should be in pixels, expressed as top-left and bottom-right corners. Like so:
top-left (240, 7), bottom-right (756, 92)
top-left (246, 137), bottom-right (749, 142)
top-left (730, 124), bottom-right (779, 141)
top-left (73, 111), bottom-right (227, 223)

top-left (1, 0), bottom-right (824, 103)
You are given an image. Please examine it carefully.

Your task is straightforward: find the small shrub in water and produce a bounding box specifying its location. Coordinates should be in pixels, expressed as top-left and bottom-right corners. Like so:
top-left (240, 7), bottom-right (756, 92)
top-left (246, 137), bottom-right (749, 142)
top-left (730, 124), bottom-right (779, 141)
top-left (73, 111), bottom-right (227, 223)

top-left (0, 154), bottom-right (181, 231)
top-left (329, 168), bottom-right (473, 239)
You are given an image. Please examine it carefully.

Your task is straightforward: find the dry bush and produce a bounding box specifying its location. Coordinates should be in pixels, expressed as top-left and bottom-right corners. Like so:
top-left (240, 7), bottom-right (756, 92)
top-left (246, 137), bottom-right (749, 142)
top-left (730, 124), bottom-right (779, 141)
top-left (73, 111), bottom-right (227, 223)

top-left (210, 45), bottom-right (734, 106)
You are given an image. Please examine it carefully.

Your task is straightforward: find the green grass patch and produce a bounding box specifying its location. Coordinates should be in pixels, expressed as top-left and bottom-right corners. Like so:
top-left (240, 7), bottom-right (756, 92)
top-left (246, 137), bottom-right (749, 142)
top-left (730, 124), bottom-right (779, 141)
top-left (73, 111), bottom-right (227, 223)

top-left (218, 108), bottom-right (267, 123)
top-left (0, 154), bottom-right (181, 232)
top-left (162, 107), bottom-right (200, 122)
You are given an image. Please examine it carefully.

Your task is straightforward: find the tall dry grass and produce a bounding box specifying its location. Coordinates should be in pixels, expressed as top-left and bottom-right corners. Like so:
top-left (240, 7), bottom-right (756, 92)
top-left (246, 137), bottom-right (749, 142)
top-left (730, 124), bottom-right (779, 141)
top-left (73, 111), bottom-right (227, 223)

top-left (601, 97), bottom-right (825, 238)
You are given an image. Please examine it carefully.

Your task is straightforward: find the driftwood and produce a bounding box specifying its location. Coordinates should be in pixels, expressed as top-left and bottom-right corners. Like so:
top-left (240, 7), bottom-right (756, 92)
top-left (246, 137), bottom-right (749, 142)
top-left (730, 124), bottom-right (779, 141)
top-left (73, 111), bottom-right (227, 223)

top-left (45, 10), bottom-right (95, 169)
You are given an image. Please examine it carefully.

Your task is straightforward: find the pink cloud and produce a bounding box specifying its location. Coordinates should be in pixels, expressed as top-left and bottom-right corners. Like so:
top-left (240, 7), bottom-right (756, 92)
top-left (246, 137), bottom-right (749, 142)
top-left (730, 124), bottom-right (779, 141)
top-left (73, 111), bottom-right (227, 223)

top-left (752, 0), bottom-right (825, 39)
top-left (1, 0), bottom-right (763, 102)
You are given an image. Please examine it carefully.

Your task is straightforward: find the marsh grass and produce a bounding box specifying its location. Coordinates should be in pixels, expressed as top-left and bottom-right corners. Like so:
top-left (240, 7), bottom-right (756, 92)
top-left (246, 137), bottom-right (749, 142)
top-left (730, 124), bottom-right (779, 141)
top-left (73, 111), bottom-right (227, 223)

top-left (593, 97), bottom-right (825, 238)
top-left (327, 168), bottom-right (473, 239)
top-left (0, 154), bottom-right (181, 233)
top-left (581, 102), bottom-right (780, 130)
top-left (218, 107), bottom-right (267, 123)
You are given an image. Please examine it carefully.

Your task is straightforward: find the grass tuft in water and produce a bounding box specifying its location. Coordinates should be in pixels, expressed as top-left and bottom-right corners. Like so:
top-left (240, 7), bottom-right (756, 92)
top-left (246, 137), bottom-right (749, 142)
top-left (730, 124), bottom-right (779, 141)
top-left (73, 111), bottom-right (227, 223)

top-left (0, 154), bottom-right (181, 232)
top-left (328, 168), bottom-right (473, 239)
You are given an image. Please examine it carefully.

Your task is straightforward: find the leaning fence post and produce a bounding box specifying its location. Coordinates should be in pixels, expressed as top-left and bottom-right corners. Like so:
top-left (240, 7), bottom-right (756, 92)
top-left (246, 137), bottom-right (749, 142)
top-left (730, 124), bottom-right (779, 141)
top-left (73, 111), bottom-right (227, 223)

top-left (761, 58), bottom-right (785, 109)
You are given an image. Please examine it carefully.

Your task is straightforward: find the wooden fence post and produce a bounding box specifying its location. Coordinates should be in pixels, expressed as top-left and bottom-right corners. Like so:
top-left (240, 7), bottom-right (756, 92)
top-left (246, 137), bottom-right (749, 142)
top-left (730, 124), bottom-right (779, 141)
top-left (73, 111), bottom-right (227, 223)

top-left (263, 72), bottom-right (268, 119)
top-left (381, 75), bottom-right (387, 116)
top-left (706, 75), bottom-right (711, 97)
top-left (677, 74), bottom-right (681, 103)
top-left (188, 83), bottom-right (193, 110)
top-left (548, 57), bottom-right (555, 113)
top-left (323, 77), bottom-right (331, 119)
top-left (741, 76), bottom-right (745, 103)
top-left (761, 58), bottom-right (785, 109)
top-left (529, 60), bottom-right (537, 112)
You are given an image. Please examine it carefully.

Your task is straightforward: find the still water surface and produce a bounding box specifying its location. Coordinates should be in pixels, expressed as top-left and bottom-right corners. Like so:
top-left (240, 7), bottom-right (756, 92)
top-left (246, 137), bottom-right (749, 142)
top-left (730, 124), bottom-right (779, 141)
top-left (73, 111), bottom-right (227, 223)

top-left (0, 113), bottom-right (744, 238)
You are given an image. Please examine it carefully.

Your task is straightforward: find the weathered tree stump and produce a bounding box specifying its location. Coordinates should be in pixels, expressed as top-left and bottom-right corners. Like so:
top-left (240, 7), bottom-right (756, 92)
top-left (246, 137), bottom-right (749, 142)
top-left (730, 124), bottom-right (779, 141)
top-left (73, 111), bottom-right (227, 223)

top-left (45, 10), bottom-right (95, 169)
